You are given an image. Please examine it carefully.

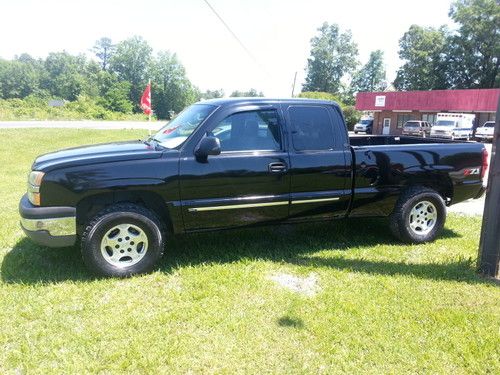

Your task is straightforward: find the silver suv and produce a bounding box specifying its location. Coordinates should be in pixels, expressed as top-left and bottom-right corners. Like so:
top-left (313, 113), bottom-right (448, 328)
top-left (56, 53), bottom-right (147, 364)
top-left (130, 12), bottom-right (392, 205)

top-left (402, 121), bottom-right (432, 137)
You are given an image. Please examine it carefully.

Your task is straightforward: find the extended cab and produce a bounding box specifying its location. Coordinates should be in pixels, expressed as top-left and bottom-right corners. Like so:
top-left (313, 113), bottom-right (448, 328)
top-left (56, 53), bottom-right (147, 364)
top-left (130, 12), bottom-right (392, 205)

top-left (19, 98), bottom-right (488, 276)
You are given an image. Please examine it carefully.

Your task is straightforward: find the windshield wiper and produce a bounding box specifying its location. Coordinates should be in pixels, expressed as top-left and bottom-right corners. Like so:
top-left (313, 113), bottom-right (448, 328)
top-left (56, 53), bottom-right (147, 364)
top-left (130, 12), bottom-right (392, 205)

top-left (147, 137), bottom-right (167, 150)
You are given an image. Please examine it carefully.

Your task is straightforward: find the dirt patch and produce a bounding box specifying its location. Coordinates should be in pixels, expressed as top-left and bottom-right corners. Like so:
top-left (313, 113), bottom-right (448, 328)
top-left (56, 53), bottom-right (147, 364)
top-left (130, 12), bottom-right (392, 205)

top-left (269, 272), bottom-right (319, 296)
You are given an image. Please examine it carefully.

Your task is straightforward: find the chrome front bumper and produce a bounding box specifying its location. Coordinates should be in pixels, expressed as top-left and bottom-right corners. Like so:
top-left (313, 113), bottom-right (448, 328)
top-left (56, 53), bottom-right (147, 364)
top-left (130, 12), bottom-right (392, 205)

top-left (20, 216), bottom-right (75, 236)
top-left (19, 194), bottom-right (77, 247)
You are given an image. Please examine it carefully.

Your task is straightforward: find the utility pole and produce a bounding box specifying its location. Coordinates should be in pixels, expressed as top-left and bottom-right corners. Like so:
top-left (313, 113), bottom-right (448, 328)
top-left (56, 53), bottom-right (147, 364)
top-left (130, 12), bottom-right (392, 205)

top-left (478, 95), bottom-right (500, 278)
top-left (291, 72), bottom-right (297, 98)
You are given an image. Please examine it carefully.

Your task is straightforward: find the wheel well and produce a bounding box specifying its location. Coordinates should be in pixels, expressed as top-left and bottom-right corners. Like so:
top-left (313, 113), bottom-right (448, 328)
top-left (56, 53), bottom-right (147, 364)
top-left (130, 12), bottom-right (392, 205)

top-left (406, 174), bottom-right (454, 205)
top-left (76, 191), bottom-right (172, 235)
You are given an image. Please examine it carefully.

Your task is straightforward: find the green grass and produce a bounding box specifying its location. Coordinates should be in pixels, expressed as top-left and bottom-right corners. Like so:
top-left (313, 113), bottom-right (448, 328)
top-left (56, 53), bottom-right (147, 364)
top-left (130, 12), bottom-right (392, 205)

top-left (0, 129), bottom-right (499, 374)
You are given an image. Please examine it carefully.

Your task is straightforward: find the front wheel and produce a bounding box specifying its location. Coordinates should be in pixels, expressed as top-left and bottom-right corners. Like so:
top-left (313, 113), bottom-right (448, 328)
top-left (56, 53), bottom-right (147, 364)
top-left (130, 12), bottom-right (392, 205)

top-left (81, 203), bottom-right (165, 277)
top-left (389, 187), bottom-right (446, 243)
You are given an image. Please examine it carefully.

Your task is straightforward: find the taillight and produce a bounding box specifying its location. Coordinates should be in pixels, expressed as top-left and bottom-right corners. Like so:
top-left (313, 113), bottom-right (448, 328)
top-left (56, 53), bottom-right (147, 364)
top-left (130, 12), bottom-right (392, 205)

top-left (481, 148), bottom-right (489, 180)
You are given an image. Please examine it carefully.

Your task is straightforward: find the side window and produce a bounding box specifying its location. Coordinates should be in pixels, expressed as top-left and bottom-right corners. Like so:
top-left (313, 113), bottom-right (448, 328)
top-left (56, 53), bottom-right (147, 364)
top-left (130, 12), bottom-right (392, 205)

top-left (212, 110), bottom-right (281, 152)
top-left (289, 106), bottom-right (334, 151)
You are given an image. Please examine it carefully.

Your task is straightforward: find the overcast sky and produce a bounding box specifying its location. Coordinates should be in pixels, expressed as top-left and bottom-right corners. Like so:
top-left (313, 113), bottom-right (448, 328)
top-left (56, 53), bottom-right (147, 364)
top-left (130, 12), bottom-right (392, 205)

top-left (0, 0), bottom-right (456, 96)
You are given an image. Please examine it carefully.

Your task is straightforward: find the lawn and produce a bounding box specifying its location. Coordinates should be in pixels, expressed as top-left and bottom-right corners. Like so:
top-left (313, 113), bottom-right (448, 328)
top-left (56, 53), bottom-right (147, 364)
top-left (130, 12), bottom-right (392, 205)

top-left (0, 129), bottom-right (499, 374)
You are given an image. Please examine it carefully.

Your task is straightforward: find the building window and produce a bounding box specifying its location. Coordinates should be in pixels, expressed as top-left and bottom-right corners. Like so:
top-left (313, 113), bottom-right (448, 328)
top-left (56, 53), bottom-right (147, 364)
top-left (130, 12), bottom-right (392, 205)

top-left (422, 114), bottom-right (437, 125)
top-left (397, 114), bottom-right (414, 128)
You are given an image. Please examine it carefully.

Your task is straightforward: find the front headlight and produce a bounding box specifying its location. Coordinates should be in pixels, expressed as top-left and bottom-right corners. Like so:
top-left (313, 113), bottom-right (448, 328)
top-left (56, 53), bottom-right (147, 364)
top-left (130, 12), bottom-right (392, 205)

top-left (27, 171), bottom-right (45, 206)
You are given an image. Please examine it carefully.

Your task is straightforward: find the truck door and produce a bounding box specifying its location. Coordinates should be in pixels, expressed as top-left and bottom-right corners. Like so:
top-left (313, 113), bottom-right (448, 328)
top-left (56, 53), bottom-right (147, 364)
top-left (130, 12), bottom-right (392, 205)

top-left (284, 104), bottom-right (351, 221)
top-left (179, 105), bottom-right (290, 231)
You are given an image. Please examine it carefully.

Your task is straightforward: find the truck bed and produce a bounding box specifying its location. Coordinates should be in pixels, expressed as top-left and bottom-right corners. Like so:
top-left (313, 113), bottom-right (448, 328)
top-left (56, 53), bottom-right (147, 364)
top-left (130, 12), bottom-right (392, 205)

top-left (347, 134), bottom-right (486, 218)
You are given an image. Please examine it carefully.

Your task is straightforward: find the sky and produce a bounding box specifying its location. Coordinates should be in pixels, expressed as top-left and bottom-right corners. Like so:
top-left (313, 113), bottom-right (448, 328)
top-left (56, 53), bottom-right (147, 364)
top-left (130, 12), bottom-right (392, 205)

top-left (0, 0), bottom-right (456, 97)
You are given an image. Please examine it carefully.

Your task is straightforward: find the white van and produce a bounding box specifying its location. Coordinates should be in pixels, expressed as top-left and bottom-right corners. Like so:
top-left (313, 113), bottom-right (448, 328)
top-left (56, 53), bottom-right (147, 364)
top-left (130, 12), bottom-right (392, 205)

top-left (430, 113), bottom-right (475, 140)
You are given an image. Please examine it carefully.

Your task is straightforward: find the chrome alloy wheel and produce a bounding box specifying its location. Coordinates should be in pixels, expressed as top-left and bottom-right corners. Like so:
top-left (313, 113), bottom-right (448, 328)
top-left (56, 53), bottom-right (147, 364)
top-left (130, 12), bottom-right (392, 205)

top-left (408, 201), bottom-right (438, 235)
top-left (100, 224), bottom-right (148, 268)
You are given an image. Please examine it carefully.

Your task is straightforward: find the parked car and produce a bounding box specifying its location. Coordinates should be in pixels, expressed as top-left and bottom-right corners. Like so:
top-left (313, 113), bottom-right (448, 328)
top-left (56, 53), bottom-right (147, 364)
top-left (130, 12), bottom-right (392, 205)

top-left (402, 120), bottom-right (432, 137)
top-left (430, 112), bottom-right (475, 140)
top-left (353, 117), bottom-right (373, 134)
top-left (475, 121), bottom-right (495, 142)
top-left (20, 98), bottom-right (488, 277)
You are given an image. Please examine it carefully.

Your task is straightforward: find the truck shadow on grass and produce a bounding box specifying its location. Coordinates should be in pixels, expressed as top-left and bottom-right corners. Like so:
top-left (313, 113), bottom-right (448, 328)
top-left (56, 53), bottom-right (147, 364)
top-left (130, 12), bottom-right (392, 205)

top-left (1, 218), bottom-right (486, 285)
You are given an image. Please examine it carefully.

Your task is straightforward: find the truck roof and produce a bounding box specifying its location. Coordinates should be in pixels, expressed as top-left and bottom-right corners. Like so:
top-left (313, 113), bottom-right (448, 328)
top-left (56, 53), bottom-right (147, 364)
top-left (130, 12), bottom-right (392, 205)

top-left (199, 97), bottom-right (341, 108)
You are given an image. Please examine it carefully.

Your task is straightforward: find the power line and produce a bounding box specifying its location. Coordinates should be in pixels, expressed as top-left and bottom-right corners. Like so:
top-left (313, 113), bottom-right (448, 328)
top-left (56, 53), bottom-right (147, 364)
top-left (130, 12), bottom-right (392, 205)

top-left (202, 0), bottom-right (266, 74)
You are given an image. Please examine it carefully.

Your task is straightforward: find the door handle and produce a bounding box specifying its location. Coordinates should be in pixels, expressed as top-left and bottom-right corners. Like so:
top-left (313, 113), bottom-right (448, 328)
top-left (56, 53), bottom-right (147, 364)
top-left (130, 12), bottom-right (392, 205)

top-left (268, 162), bottom-right (287, 173)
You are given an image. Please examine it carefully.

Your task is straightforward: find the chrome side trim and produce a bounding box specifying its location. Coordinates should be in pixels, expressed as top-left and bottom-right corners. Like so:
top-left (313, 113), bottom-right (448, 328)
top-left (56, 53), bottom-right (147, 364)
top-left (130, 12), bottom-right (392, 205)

top-left (188, 197), bottom-right (341, 212)
top-left (188, 201), bottom-right (288, 212)
top-left (20, 216), bottom-right (76, 236)
top-left (291, 197), bottom-right (340, 204)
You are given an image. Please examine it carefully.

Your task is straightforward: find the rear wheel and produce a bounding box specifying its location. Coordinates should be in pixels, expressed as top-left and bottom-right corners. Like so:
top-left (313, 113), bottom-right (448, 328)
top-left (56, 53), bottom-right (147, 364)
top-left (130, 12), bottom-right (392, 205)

top-left (389, 187), bottom-right (446, 243)
top-left (81, 203), bottom-right (165, 277)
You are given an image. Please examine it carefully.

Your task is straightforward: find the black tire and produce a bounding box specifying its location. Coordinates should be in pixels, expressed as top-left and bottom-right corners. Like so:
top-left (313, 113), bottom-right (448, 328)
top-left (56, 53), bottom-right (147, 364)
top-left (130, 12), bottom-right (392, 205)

top-left (389, 187), bottom-right (446, 243)
top-left (81, 203), bottom-right (165, 277)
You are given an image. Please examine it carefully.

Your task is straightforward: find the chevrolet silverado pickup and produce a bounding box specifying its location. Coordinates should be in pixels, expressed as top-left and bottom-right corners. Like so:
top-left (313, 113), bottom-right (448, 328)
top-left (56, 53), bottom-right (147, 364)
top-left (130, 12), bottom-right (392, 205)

top-left (19, 98), bottom-right (488, 277)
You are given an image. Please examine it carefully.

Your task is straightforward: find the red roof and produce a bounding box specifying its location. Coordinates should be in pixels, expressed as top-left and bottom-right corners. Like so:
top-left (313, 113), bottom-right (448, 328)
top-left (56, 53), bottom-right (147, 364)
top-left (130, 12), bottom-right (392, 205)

top-left (355, 89), bottom-right (500, 112)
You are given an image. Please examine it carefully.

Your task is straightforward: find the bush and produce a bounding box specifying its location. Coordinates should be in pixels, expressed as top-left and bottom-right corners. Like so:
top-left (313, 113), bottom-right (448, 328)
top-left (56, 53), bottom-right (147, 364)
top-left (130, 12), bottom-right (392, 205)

top-left (298, 91), bottom-right (343, 104)
top-left (342, 106), bottom-right (362, 130)
top-left (0, 95), bottom-right (147, 121)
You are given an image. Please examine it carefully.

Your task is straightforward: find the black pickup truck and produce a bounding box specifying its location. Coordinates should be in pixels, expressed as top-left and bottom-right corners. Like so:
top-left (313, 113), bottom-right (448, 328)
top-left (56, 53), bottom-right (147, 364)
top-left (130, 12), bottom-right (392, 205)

top-left (19, 98), bottom-right (488, 276)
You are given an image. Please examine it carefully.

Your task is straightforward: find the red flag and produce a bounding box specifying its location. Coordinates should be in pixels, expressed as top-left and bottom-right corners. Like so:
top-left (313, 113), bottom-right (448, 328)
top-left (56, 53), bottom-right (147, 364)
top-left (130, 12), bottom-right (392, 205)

top-left (140, 82), bottom-right (152, 115)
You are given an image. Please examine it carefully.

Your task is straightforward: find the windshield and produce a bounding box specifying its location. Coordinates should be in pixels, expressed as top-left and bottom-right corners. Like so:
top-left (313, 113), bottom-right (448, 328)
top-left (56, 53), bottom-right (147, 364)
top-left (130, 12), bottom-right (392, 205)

top-left (359, 119), bottom-right (372, 125)
top-left (153, 104), bottom-right (216, 148)
top-left (404, 121), bottom-right (420, 128)
top-left (435, 120), bottom-right (456, 127)
top-left (482, 122), bottom-right (495, 128)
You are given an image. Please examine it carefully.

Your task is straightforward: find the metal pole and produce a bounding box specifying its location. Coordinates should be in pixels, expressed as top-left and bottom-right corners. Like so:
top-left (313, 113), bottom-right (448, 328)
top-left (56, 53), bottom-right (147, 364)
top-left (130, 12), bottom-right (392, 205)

top-left (477, 94), bottom-right (500, 278)
top-left (291, 72), bottom-right (297, 98)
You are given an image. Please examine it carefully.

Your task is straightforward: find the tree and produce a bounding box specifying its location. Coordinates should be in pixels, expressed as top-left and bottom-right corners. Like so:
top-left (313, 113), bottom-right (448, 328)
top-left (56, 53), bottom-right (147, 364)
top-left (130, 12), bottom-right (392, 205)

top-left (41, 52), bottom-right (88, 100)
top-left (393, 25), bottom-right (449, 90)
top-left (92, 37), bottom-right (115, 71)
top-left (110, 36), bottom-right (153, 110)
top-left (303, 22), bottom-right (358, 94)
top-left (150, 51), bottom-right (198, 119)
top-left (447, 0), bottom-right (499, 88)
top-left (229, 89), bottom-right (264, 97)
top-left (351, 50), bottom-right (387, 93)
top-left (200, 89), bottom-right (224, 99)
top-left (0, 58), bottom-right (40, 98)
top-left (100, 81), bottom-right (133, 113)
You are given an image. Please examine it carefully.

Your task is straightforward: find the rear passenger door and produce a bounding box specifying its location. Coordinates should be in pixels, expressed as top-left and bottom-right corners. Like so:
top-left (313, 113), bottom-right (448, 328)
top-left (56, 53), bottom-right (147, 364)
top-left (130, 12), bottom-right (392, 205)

top-left (284, 104), bottom-right (351, 221)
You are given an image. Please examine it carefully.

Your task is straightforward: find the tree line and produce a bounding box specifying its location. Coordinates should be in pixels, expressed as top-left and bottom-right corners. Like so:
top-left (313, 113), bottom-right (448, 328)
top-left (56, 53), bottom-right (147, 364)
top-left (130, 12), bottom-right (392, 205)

top-left (303, 0), bottom-right (499, 103)
top-left (0, 36), bottom-right (263, 120)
